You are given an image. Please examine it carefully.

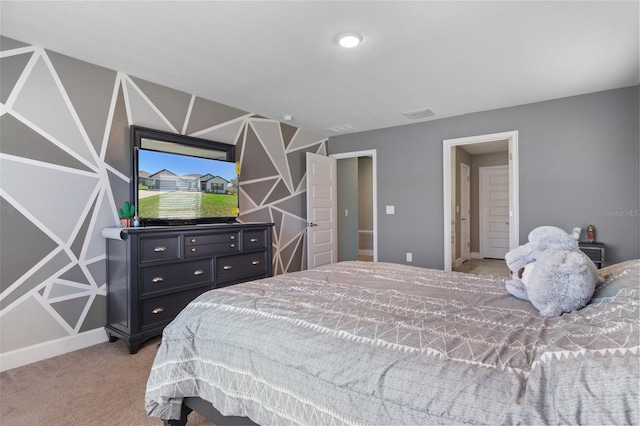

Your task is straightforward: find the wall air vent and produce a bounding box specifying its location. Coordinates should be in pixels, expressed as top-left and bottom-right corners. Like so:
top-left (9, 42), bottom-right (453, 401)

top-left (327, 123), bottom-right (365, 134)
top-left (403, 108), bottom-right (435, 120)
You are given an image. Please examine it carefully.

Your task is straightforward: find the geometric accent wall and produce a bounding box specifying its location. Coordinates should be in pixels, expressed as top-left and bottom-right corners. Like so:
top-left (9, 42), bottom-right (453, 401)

top-left (0, 36), bottom-right (327, 355)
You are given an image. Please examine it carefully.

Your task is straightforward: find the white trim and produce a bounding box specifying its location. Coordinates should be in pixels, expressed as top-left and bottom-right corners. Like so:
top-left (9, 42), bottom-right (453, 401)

top-left (471, 251), bottom-right (483, 259)
top-left (443, 131), bottom-right (519, 272)
top-left (330, 150), bottom-right (378, 262)
top-left (0, 328), bottom-right (108, 372)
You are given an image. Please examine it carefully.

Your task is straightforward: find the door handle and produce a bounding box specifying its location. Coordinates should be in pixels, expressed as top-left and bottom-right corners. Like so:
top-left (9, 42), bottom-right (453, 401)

top-left (307, 222), bottom-right (318, 227)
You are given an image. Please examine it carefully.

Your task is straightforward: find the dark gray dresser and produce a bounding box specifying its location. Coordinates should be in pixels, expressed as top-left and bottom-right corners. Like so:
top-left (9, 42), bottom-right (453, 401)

top-left (103, 223), bottom-right (273, 353)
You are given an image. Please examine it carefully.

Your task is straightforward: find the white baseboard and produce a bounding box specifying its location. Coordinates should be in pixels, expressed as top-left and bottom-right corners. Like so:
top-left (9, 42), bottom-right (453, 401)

top-left (453, 257), bottom-right (464, 267)
top-left (471, 252), bottom-right (482, 259)
top-left (0, 328), bottom-right (108, 372)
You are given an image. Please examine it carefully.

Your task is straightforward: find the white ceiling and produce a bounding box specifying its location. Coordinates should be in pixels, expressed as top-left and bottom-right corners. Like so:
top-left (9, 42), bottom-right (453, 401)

top-left (1, 1), bottom-right (638, 137)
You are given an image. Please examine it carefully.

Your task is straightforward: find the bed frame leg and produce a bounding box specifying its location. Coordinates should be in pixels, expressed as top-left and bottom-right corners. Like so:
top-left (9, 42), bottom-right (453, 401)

top-left (163, 404), bottom-right (192, 426)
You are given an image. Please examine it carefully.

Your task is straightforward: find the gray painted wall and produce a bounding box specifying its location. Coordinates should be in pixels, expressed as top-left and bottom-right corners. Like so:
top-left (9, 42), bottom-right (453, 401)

top-left (0, 36), bottom-right (326, 356)
top-left (358, 157), bottom-right (374, 231)
top-left (454, 147), bottom-right (472, 258)
top-left (337, 158), bottom-right (359, 261)
top-left (328, 86), bottom-right (640, 269)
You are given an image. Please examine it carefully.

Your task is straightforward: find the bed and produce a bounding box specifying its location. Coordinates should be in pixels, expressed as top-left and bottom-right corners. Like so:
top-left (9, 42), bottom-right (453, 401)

top-left (145, 259), bottom-right (639, 425)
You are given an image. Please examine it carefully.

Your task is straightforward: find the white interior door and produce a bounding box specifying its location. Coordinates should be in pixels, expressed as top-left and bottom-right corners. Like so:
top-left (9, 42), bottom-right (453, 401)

top-left (460, 163), bottom-right (471, 262)
top-left (306, 153), bottom-right (337, 268)
top-left (480, 165), bottom-right (509, 259)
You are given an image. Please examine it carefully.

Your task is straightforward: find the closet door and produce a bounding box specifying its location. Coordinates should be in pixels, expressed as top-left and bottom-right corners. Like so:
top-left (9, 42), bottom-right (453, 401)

top-left (480, 165), bottom-right (509, 259)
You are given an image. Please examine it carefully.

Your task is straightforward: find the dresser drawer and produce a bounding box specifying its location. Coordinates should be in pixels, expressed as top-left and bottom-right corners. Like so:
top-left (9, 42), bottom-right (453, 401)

top-left (578, 242), bottom-right (605, 269)
top-left (216, 251), bottom-right (268, 282)
top-left (580, 247), bottom-right (602, 262)
top-left (140, 236), bottom-right (180, 263)
top-left (140, 287), bottom-right (208, 329)
top-left (185, 241), bottom-right (239, 257)
top-left (185, 232), bottom-right (238, 246)
top-left (243, 229), bottom-right (267, 250)
top-left (141, 260), bottom-right (212, 296)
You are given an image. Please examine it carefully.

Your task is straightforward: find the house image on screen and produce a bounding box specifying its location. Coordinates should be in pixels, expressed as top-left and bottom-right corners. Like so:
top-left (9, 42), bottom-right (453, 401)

top-left (140, 170), bottom-right (234, 194)
top-left (198, 173), bottom-right (231, 193)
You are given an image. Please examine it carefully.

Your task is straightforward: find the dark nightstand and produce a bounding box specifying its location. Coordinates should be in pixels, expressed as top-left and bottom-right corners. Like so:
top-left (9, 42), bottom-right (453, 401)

top-left (579, 242), bottom-right (605, 269)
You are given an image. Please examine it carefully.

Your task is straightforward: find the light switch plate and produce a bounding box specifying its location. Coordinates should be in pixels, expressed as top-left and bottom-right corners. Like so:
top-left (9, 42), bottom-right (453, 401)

top-left (386, 205), bottom-right (395, 214)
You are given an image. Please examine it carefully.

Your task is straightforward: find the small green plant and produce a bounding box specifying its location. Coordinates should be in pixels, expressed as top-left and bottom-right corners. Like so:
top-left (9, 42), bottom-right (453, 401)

top-left (118, 201), bottom-right (135, 218)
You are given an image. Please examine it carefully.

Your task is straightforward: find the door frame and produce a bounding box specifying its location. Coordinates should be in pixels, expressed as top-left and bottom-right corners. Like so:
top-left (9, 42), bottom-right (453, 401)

top-left (330, 149), bottom-right (378, 262)
top-left (442, 131), bottom-right (519, 271)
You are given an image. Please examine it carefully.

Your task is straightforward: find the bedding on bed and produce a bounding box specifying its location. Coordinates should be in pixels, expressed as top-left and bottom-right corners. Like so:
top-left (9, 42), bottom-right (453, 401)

top-left (145, 260), bottom-right (639, 425)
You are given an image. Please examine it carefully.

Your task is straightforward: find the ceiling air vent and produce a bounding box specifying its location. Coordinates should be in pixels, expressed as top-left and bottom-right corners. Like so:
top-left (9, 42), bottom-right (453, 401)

top-left (327, 123), bottom-right (365, 134)
top-left (403, 108), bottom-right (435, 120)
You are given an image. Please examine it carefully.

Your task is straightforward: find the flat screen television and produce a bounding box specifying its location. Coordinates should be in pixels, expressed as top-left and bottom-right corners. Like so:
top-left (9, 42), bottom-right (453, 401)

top-left (131, 126), bottom-right (239, 226)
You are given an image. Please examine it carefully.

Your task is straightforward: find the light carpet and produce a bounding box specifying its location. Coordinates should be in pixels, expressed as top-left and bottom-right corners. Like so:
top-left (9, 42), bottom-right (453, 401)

top-left (0, 337), bottom-right (211, 425)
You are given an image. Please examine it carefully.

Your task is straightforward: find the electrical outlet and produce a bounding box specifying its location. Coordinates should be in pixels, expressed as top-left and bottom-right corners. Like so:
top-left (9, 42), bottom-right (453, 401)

top-left (386, 205), bottom-right (395, 214)
top-left (406, 253), bottom-right (412, 262)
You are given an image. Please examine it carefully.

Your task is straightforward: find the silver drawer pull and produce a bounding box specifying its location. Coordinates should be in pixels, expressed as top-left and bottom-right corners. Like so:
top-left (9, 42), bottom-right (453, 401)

top-left (152, 276), bottom-right (164, 283)
top-left (229, 235), bottom-right (235, 240)
top-left (194, 269), bottom-right (204, 276)
top-left (223, 265), bottom-right (232, 270)
top-left (191, 248), bottom-right (197, 252)
top-left (250, 238), bottom-right (258, 242)
top-left (252, 261), bottom-right (260, 265)
top-left (190, 238), bottom-right (197, 243)
top-left (152, 307), bottom-right (165, 314)
top-left (230, 243), bottom-right (236, 248)
top-left (154, 246), bottom-right (167, 252)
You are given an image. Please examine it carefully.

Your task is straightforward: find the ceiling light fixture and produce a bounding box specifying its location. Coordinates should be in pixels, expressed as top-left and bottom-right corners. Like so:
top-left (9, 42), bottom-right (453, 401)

top-left (338, 33), bottom-right (362, 48)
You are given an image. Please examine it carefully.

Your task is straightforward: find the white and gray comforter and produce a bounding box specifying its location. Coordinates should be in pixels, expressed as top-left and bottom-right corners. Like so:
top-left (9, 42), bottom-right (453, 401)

top-left (146, 260), bottom-right (639, 425)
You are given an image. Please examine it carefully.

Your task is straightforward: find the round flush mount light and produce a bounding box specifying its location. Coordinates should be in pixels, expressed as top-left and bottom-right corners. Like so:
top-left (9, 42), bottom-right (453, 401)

top-left (338, 33), bottom-right (362, 48)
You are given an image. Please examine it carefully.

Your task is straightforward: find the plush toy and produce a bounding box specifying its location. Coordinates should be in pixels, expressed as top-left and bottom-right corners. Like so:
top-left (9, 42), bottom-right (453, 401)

top-left (505, 226), bottom-right (600, 317)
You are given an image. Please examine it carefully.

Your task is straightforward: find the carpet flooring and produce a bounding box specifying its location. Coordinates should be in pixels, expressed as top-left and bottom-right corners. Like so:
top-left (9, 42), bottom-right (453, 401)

top-left (452, 258), bottom-right (510, 277)
top-left (0, 337), bottom-right (212, 425)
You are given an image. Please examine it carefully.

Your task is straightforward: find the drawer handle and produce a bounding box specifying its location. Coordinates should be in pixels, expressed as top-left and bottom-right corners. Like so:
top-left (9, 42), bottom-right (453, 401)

top-left (250, 238), bottom-right (259, 242)
top-left (223, 265), bottom-right (232, 270)
top-left (152, 307), bottom-right (165, 314)
top-left (190, 238), bottom-right (197, 243)
top-left (230, 243), bottom-right (236, 248)
top-left (252, 261), bottom-right (260, 265)
top-left (152, 276), bottom-right (164, 283)
top-left (154, 246), bottom-right (167, 252)
top-left (194, 269), bottom-right (204, 276)
top-left (191, 248), bottom-right (197, 252)
top-left (229, 235), bottom-right (235, 240)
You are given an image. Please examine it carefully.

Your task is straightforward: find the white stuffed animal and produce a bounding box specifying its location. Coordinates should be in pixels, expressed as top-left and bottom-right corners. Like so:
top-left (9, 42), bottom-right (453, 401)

top-left (505, 226), bottom-right (600, 317)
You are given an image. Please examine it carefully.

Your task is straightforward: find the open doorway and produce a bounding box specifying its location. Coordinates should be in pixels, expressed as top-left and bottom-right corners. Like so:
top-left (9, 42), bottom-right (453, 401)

top-left (442, 132), bottom-right (519, 272)
top-left (332, 150), bottom-right (378, 262)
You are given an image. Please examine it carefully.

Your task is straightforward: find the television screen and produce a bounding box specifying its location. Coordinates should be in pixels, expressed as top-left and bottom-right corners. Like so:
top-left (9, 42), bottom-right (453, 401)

top-left (136, 148), bottom-right (239, 223)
